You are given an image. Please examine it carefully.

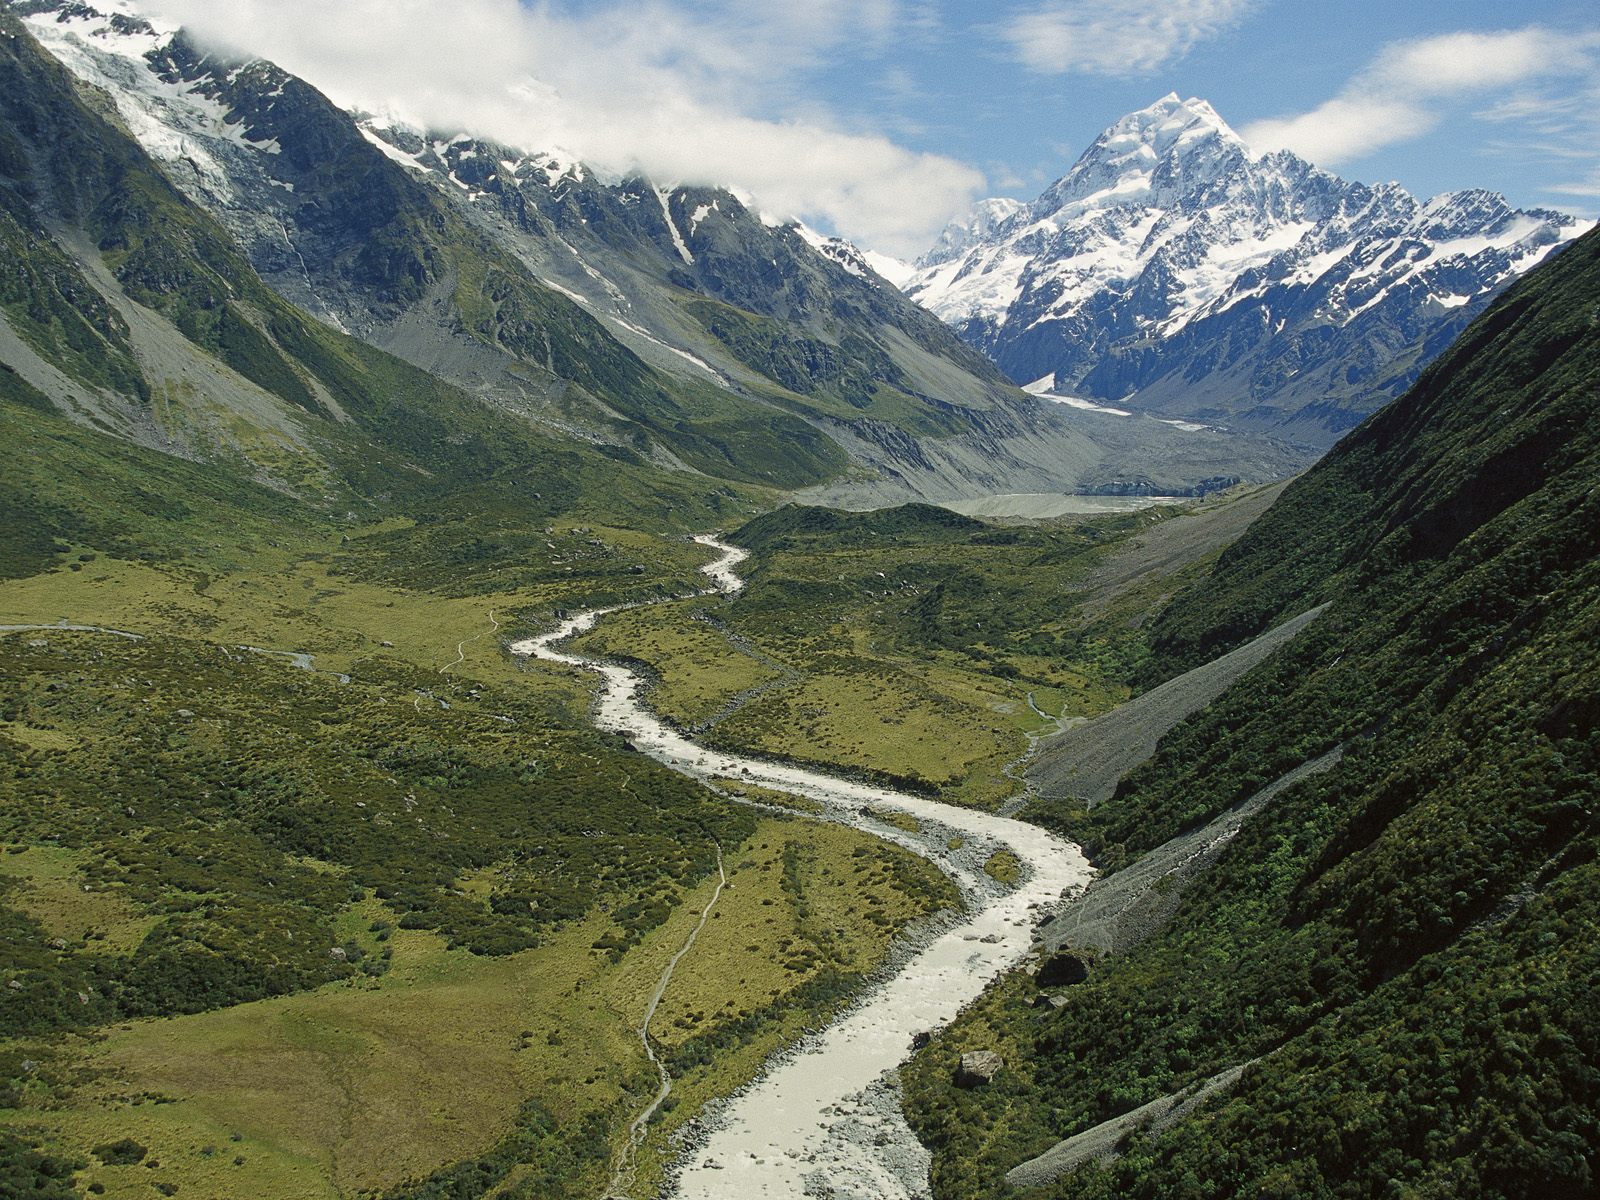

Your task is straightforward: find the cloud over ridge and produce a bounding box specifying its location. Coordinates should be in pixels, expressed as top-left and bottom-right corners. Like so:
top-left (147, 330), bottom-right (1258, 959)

top-left (143, 0), bottom-right (984, 257)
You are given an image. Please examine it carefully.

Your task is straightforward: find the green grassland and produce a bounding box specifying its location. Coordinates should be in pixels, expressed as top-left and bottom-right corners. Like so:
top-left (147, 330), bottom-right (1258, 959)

top-left (0, 561), bottom-right (958, 1196)
top-left (0, 386), bottom-right (957, 1196)
top-left (3, 813), bottom-right (952, 1200)
top-left (574, 500), bottom-right (1236, 808)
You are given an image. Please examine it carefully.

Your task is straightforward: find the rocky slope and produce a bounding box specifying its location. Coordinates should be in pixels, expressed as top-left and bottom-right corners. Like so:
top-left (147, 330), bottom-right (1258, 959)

top-left (0, 4), bottom-right (749, 539)
top-left (906, 94), bottom-right (1592, 445)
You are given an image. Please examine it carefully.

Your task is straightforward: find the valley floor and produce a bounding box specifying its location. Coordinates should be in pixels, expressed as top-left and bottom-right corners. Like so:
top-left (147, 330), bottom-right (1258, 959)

top-left (4, 482), bottom-right (1254, 1198)
top-left (0, 524), bottom-right (962, 1199)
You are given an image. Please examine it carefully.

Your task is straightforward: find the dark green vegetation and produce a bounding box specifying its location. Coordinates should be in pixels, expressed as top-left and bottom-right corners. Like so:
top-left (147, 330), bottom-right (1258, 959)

top-left (904, 230), bottom-right (1600, 1196)
top-left (0, 1129), bottom-right (80, 1200)
top-left (732, 501), bottom-right (1164, 694)
top-left (380, 1101), bottom-right (611, 1200)
top-left (0, 626), bottom-right (751, 1032)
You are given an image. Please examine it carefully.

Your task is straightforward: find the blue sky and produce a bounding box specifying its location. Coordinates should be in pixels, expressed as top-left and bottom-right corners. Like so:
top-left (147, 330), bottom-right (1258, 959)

top-left (803, 0), bottom-right (1600, 219)
top-left (160, 0), bottom-right (1600, 255)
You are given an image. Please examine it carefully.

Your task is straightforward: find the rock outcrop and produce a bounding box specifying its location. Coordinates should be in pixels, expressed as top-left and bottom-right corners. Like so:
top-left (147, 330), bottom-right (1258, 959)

top-left (955, 1050), bottom-right (1004, 1088)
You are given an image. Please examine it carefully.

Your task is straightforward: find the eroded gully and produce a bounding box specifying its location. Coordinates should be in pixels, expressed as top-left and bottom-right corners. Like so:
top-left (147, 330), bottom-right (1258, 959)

top-left (509, 536), bottom-right (1092, 1200)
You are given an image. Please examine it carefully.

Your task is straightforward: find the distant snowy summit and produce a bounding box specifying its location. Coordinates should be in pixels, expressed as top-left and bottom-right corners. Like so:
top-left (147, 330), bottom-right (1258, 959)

top-left (903, 94), bottom-right (1593, 443)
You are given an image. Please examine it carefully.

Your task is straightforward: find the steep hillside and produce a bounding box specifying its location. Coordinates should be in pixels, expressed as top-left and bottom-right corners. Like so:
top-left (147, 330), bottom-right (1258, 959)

top-left (18, 1), bottom-right (853, 489)
top-left (19, 2), bottom-right (1312, 503)
top-left (906, 94), bottom-right (1590, 446)
top-left (0, 5), bottom-right (763, 542)
top-left (903, 225), bottom-right (1600, 1196)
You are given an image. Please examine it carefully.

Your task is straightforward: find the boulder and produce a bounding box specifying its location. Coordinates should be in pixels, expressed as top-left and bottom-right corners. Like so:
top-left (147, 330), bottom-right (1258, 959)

top-left (955, 1050), bottom-right (1003, 1088)
top-left (1035, 951), bottom-right (1090, 988)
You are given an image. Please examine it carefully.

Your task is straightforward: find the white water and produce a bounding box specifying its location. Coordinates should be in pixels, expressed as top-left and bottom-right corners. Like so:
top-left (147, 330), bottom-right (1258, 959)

top-left (510, 535), bottom-right (1092, 1199)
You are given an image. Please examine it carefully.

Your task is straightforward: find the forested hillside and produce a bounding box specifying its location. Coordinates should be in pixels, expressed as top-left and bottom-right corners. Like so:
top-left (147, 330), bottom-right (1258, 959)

top-left (903, 227), bottom-right (1600, 1198)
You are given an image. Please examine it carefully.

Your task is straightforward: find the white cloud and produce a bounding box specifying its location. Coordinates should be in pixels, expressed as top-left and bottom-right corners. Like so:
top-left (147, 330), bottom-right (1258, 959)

top-left (139, 0), bottom-right (981, 257)
top-left (1477, 80), bottom-right (1600, 200)
top-left (1242, 97), bottom-right (1437, 167)
top-left (1243, 27), bottom-right (1600, 166)
top-left (997, 0), bottom-right (1256, 76)
top-left (1548, 166), bottom-right (1600, 199)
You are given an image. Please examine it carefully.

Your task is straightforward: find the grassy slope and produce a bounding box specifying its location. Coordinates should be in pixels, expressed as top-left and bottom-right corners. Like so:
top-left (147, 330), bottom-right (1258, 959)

top-left (900, 231), bottom-right (1600, 1198)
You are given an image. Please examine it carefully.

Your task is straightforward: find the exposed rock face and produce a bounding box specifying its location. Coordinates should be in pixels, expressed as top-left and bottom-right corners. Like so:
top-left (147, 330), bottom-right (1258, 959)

top-left (906, 94), bottom-right (1593, 446)
top-left (955, 1050), bottom-right (1004, 1088)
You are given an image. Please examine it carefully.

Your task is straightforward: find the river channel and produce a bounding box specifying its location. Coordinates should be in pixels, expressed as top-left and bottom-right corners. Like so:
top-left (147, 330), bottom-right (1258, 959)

top-left (510, 536), bottom-right (1092, 1199)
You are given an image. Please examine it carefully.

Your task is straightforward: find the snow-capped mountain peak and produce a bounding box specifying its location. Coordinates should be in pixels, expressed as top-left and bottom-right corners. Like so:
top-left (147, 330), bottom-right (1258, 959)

top-left (917, 197), bottom-right (1028, 270)
top-left (903, 95), bottom-right (1592, 444)
top-left (1033, 93), bottom-right (1248, 222)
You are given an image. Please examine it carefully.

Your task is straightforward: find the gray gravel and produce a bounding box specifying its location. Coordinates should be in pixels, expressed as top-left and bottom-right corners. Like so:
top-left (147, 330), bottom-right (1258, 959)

top-left (1004, 1062), bottom-right (1253, 1190)
top-left (1040, 747), bottom-right (1344, 956)
top-left (1071, 482), bottom-right (1289, 619)
top-left (1028, 603), bottom-right (1328, 808)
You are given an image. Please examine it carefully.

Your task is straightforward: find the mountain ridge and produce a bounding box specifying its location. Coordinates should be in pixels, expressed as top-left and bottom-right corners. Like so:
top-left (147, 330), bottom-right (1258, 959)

top-left (13, 1), bottom-right (1313, 507)
top-left (905, 93), bottom-right (1592, 445)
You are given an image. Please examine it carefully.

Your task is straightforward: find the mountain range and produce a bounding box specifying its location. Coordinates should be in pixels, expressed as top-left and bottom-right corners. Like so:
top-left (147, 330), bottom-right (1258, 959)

top-left (904, 94), bottom-right (1591, 445)
top-left (9, 3), bottom-right (1309, 507)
